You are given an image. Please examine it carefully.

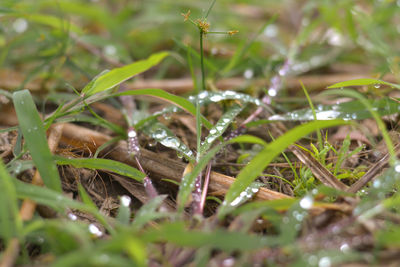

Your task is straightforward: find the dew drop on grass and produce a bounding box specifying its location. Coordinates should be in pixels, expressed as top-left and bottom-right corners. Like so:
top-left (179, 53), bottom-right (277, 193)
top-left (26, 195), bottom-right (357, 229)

top-left (209, 129), bottom-right (217, 134)
top-left (243, 69), bottom-right (254, 79)
top-left (300, 195), bottom-right (313, 210)
top-left (268, 88), bottom-right (277, 97)
top-left (128, 130), bottom-right (137, 138)
top-left (68, 213), bottom-right (77, 221)
top-left (374, 84), bottom-right (381, 89)
top-left (395, 164), bottom-right (400, 173)
top-left (89, 224), bottom-right (103, 237)
top-left (216, 126), bottom-right (224, 132)
top-left (120, 195), bottom-right (131, 207)
top-left (340, 243), bottom-right (350, 253)
top-left (318, 257), bottom-right (331, 267)
top-left (13, 18), bottom-right (28, 33)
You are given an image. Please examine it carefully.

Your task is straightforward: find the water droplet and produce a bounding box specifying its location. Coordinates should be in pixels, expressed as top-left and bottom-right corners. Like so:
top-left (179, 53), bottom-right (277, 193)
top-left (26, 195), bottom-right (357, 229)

top-left (300, 195), bottom-right (313, 209)
top-left (318, 257), bottom-right (331, 267)
top-left (13, 18), bottom-right (28, 33)
top-left (373, 180), bottom-right (381, 188)
top-left (33, 126), bottom-right (38, 131)
top-left (68, 213), bottom-right (77, 221)
top-left (222, 257), bottom-right (235, 267)
top-left (243, 69), bottom-right (254, 79)
top-left (374, 84), bottom-right (381, 89)
top-left (210, 95), bottom-right (223, 102)
top-left (216, 126), bottom-right (224, 131)
top-left (211, 47), bottom-right (218, 55)
top-left (120, 195), bottom-right (131, 207)
top-left (209, 129), bottom-right (217, 135)
top-left (89, 224), bottom-right (103, 237)
top-left (340, 243), bottom-right (350, 253)
top-left (223, 118), bottom-right (230, 123)
top-left (198, 92), bottom-right (208, 99)
top-left (177, 152), bottom-right (183, 159)
top-left (395, 164), bottom-right (400, 173)
top-left (128, 130), bottom-right (137, 138)
top-left (103, 45), bottom-right (117, 56)
top-left (268, 88), bottom-right (277, 97)
top-left (148, 140), bottom-right (157, 147)
top-left (263, 24), bottom-right (278, 38)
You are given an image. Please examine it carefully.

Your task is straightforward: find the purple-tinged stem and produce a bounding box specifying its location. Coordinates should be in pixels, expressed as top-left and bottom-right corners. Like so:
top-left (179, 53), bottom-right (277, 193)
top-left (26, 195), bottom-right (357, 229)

top-left (191, 172), bottom-right (203, 215)
top-left (199, 162), bottom-right (212, 214)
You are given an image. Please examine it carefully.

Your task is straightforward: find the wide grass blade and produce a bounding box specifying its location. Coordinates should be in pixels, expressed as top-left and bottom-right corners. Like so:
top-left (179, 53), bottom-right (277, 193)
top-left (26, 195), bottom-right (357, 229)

top-left (82, 52), bottom-right (169, 96)
top-left (0, 159), bottom-right (21, 243)
top-left (219, 120), bottom-right (350, 217)
top-left (13, 89), bottom-right (62, 192)
top-left (141, 120), bottom-right (195, 162)
top-left (142, 222), bottom-right (279, 251)
top-left (327, 78), bottom-right (400, 89)
top-left (269, 97), bottom-right (399, 121)
top-left (54, 156), bottom-right (146, 182)
top-left (199, 103), bottom-right (244, 156)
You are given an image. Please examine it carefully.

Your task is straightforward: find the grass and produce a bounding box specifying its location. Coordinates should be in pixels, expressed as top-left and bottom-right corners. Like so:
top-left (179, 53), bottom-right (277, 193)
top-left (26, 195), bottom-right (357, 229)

top-left (1, 0), bottom-right (400, 266)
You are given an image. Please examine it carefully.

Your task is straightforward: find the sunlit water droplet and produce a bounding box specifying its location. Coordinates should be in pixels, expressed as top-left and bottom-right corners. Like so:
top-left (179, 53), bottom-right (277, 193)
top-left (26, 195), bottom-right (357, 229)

top-left (263, 24), bottom-right (278, 38)
top-left (68, 213), bottom-right (77, 221)
top-left (395, 164), bottom-right (400, 173)
top-left (120, 195), bottom-right (131, 207)
top-left (103, 45), bottom-right (117, 56)
top-left (216, 126), bottom-right (224, 131)
top-left (268, 88), bottom-right (277, 97)
top-left (318, 257), bottom-right (331, 267)
top-left (128, 130), bottom-right (137, 138)
top-left (209, 129), bottom-right (217, 134)
top-left (210, 95), bottom-right (223, 102)
top-left (374, 84), bottom-right (381, 89)
top-left (243, 69), bottom-right (254, 79)
top-left (340, 243), bottom-right (350, 253)
top-left (89, 224), bottom-right (103, 237)
top-left (13, 18), bottom-right (28, 33)
top-left (300, 195), bottom-right (313, 209)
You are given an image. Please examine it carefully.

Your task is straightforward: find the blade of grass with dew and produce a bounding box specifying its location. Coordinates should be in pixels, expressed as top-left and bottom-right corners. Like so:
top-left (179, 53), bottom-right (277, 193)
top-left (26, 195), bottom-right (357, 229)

top-left (188, 90), bottom-right (266, 108)
top-left (322, 89), bottom-right (396, 164)
top-left (268, 97), bottom-right (399, 121)
top-left (140, 120), bottom-right (195, 162)
top-left (199, 103), bottom-right (244, 156)
top-left (13, 89), bottom-right (62, 192)
top-left (142, 222), bottom-right (280, 251)
top-left (327, 78), bottom-right (400, 89)
top-left (301, 81), bottom-right (323, 150)
top-left (13, 179), bottom-right (113, 234)
top-left (116, 196), bottom-right (131, 226)
top-left (0, 159), bottom-right (21, 243)
top-left (131, 195), bottom-right (169, 231)
top-left (114, 89), bottom-right (213, 129)
top-left (82, 51), bottom-right (169, 96)
top-left (230, 135), bottom-right (268, 146)
top-left (77, 183), bottom-right (97, 209)
top-left (219, 120), bottom-right (351, 217)
top-left (177, 143), bottom-right (224, 211)
top-left (54, 156), bottom-right (146, 182)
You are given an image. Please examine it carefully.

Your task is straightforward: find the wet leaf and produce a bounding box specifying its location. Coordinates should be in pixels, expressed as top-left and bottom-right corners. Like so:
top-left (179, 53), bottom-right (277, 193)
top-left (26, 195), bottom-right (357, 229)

top-left (268, 97), bottom-right (399, 121)
top-left (82, 52), bottom-right (169, 96)
top-left (327, 78), bottom-right (400, 89)
top-left (141, 120), bottom-right (195, 162)
top-left (13, 89), bottom-right (62, 192)
top-left (199, 103), bottom-right (244, 156)
top-left (219, 120), bottom-right (351, 217)
top-left (188, 90), bottom-right (266, 107)
top-left (54, 156), bottom-right (145, 182)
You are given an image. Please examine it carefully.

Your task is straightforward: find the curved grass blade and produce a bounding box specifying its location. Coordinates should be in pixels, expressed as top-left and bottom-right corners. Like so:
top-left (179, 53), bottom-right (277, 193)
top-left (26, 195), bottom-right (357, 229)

top-left (268, 97), bottom-right (400, 121)
top-left (219, 120), bottom-right (351, 217)
top-left (188, 90), bottom-right (265, 107)
top-left (82, 52), bottom-right (169, 96)
top-left (142, 222), bottom-right (279, 251)
top-left (177, 143), bottom-right (224, 211)
top-left (131, 195), bottom-right (168, 231)
top-left (199, 103), bottom-right (244, 156)
top-left (141, 120), bottom-right (195, 162)
top-left (13, 89), bottom-right (62, 192)
top-left (54, 156), bottom-right (145, 182)
top-left (115, 89), bottom-right (213, 129)
top-left (0, 159), bottom-right (21, 243)
top-left (327, 78), bottom-right (400, 89)
top-left (322, 89), bottom-right (396, 165)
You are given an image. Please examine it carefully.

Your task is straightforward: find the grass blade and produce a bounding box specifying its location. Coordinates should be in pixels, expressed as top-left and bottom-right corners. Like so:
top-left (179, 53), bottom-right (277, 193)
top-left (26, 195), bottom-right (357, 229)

top-left (327, 78), bottom-right (400, 89)
top-left (82, 52), bottom-right (169, 96)
top-left (54, 156), bottom-right (146, 182)
top-left (13, 89), bottom-right (62, 192)
top-left (219, 120), bottom-right (350, 217)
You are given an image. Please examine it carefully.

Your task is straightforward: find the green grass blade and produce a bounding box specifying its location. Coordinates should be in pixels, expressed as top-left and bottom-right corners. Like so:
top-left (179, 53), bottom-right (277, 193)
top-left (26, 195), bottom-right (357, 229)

top-left (142, 222), bottom-right (279, 251)
top-left (82, 52), bottom-right (169, 96)
top-left (115, 88), bottom-right (213, 129)
top-left (177, 143), bottom-right (224, 211)
top-left (219, 120), bottom-right (351, 217)
top-left (54, 156), bottom-right (146, 182)
top-left (327, 78), bottom-right (400, 89)
top-left (13, 89), bottom-right (62, 192)
top-left (0, 159), bottom-right (21, 242)
top-left (199, 103), bottom-right (244, 156)
top-left (141, 120), bottom-right (195, 162)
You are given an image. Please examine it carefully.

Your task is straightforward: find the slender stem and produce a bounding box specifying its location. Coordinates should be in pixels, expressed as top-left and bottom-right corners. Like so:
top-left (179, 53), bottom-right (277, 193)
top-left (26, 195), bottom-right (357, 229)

top-left (200, 31), bottom-right (206, 92)
top-left (199, 162), bottom-right (212, 214)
